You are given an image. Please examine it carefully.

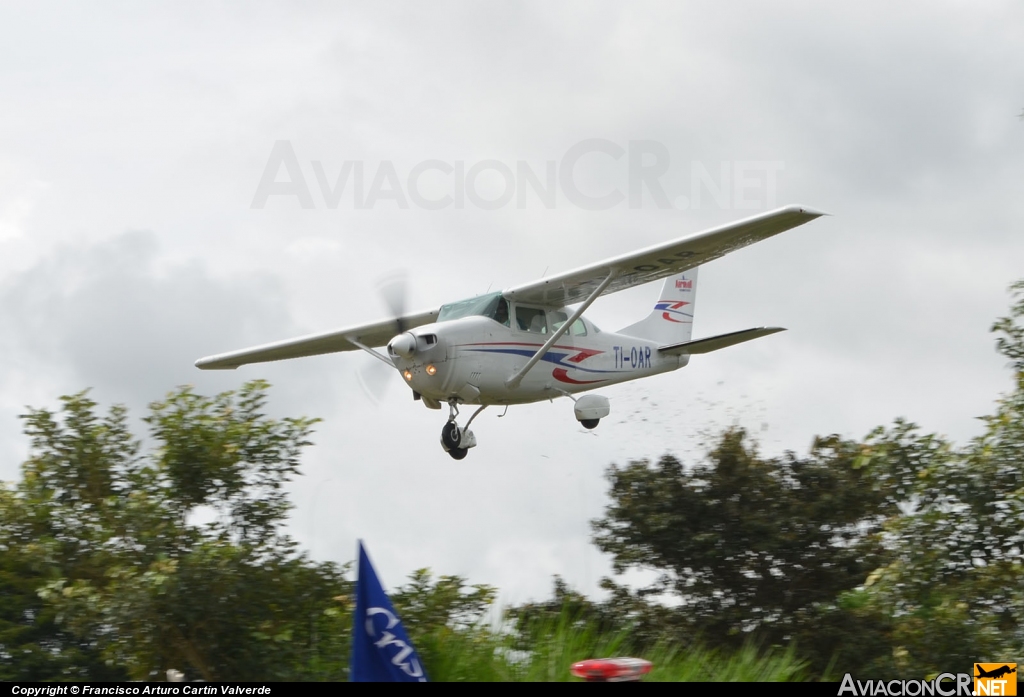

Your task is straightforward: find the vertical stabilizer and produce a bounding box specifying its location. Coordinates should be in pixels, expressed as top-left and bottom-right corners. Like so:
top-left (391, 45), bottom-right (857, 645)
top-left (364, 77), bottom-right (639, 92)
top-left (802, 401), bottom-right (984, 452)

top-left (619, 267), bottom-right (698, 344)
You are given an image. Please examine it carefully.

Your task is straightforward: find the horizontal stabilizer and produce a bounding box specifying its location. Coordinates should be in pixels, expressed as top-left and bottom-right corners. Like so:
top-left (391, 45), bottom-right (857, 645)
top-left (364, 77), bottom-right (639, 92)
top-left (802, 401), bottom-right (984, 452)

top-left (659, 327), bottom-right (785, 355)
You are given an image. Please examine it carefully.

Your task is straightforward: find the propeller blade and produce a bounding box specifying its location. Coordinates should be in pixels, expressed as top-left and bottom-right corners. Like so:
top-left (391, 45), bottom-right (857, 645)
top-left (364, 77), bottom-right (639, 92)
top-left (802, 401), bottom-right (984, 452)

top-left (356, 358), bottom-right (395, 406)
top-left (356, 270), bottom-right (409, 404)
top-left (376, 270), bottom-right (408, 334)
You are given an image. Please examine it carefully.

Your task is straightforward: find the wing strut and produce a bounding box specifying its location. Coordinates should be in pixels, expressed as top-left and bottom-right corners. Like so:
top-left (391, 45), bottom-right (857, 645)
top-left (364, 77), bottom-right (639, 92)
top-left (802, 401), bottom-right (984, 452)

top-left (505, 268), bottom-right (617, 389)
top-left (346, 336), bottom-right (395, 367)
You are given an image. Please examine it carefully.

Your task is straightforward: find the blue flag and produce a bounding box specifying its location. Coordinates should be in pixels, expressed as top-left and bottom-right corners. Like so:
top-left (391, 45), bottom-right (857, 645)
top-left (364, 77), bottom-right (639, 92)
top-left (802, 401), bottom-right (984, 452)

top-left (351, 541), bottom-right (428, 682)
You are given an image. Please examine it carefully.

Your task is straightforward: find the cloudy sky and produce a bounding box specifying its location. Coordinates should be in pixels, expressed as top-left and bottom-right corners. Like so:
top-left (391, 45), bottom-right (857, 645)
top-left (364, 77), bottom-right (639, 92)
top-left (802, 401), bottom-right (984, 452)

top-left (2, 1), bottom-right (1023, 604)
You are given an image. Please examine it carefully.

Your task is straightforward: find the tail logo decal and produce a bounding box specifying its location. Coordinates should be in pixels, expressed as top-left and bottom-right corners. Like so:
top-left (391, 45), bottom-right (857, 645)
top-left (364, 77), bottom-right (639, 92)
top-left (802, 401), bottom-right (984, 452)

top-left (654, 300), bottom-right (693, 324)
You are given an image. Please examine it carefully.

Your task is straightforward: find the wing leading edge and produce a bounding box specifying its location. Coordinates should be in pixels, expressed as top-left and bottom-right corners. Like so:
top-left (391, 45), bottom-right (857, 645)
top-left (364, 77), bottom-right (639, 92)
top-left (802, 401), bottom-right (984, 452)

top-left (505, 204), bottom-right (825, 307)
top-left (194, 308), bottom-right (439, 370)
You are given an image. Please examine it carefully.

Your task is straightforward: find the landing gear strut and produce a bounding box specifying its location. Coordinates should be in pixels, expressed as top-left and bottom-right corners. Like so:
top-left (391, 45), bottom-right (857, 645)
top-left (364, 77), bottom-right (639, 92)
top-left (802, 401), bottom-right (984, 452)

top-left (440, 401), bottom-right (486, 460)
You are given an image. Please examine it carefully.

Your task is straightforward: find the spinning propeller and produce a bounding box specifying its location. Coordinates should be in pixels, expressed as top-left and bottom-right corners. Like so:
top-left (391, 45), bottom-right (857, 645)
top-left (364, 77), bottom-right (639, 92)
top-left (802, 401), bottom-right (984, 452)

top-left (356, 271), bottom-right (409, 404)
top-left (377, 270), bottom-right (408, 335)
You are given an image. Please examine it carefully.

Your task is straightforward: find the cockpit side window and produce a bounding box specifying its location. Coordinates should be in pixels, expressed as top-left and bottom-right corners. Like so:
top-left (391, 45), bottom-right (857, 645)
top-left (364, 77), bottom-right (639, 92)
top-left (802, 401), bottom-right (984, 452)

top-left (515, 306), bottom-right (547, 334)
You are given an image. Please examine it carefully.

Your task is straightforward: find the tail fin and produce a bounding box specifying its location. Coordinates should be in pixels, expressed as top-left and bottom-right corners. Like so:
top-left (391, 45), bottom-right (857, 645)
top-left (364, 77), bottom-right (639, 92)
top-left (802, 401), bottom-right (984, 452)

top-left (619, 267), bottom-right (698, 344)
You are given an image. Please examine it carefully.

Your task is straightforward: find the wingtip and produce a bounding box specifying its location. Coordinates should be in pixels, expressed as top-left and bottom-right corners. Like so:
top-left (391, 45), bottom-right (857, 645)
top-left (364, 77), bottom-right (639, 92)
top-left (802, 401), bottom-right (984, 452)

top-left (790, 204), bottom-right (829, 218)
top-left (194, 357), bottom-right (237, 371)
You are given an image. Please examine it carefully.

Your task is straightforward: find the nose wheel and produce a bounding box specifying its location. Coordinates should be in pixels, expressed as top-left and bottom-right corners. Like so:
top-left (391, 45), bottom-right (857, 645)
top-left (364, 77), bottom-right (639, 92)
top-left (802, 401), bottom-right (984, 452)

top-left (441, 421), bottom-right (463, 450)
top-left (440, 402), bottom-right (486, 460)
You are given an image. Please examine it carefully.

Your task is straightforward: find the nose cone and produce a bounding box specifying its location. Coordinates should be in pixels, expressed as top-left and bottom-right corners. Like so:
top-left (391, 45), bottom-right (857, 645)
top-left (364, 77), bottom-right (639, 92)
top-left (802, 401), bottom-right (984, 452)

top-left (388, 332), bottom-right (416, 359)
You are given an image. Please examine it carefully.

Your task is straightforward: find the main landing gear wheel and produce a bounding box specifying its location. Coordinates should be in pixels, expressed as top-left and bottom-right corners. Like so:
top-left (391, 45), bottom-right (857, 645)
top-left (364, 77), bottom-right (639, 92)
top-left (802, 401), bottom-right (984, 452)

top-left (448, 447), bottom-right (468, 460)
top-left (573, 395), bottom-right (609, 431)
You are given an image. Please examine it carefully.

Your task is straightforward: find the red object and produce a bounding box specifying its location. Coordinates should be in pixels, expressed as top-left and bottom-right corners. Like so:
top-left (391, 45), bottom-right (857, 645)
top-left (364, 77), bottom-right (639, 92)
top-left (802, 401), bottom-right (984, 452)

top-left (570, 657), bottom-right (653, 682)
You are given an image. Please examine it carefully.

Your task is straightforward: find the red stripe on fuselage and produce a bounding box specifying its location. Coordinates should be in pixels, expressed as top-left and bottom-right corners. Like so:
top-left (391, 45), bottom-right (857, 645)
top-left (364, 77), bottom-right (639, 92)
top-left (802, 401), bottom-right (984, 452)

top-left (552, 368), bottom-right (605, 385)
top-left (567, 348), bottom-right (602, 363)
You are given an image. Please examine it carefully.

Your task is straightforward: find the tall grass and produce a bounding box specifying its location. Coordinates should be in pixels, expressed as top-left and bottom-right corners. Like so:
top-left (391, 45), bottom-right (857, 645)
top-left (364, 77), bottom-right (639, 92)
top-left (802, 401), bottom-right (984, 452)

top-left (419, 614), bottom-right (809, 682)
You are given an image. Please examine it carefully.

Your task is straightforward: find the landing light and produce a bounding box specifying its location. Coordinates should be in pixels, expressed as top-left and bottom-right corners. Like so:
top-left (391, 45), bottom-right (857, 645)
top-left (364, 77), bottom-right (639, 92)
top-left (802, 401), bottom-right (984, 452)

top-left (403, 370), bottom-right (413, 381)
top-left (426, 364), bottom-right (437, 376)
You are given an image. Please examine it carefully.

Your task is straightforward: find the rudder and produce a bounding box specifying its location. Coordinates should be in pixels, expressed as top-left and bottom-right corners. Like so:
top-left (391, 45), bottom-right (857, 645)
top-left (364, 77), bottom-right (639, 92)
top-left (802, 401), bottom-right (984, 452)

top-left (619, 267), bottom-right (698, 344)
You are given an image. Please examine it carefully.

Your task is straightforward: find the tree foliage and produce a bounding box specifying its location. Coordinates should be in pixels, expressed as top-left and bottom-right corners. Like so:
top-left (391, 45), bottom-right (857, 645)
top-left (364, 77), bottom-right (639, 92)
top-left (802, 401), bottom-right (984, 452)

top-left (0, 381), bottom-right (352, 681)
top-left (592, 430), bottom-right (889, 648)
top-left (833, 282), bottom-right (1024, 676)
top-left (388, 568), bottom-right (497, 677)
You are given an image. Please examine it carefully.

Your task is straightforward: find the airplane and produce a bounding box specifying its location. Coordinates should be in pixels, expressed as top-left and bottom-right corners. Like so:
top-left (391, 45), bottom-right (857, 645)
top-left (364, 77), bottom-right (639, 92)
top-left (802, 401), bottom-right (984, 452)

top-left (195, 204), bottom-right (826, 459)
top-left (976, 666), bottom-right (1016, 680)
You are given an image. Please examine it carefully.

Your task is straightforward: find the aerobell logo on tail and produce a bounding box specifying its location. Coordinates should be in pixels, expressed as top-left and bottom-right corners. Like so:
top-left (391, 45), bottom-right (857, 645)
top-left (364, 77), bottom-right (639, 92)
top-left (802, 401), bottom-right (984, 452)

top-left (654, 300), bottom-right (691, 323)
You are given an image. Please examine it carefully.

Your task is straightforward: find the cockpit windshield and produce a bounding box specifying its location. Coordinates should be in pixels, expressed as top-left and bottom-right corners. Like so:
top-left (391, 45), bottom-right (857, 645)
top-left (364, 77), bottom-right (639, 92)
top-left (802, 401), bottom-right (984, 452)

top-left (437, 292), bottom-right (509, 326)
top-left (437, 293), bottom-right (603, 333)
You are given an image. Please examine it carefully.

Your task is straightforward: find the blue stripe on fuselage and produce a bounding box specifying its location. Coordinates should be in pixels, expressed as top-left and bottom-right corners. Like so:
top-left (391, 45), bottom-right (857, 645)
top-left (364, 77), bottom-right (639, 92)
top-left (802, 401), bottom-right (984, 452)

top-left (462, 347), bottom-right (623, 375)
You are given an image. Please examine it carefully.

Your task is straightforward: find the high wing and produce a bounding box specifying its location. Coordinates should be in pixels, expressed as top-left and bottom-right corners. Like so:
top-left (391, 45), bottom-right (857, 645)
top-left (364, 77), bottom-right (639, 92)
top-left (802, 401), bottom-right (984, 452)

top-left (195, 308), bottom-right (439, 370)
top-left (504, 204), bottom-right (825, 306)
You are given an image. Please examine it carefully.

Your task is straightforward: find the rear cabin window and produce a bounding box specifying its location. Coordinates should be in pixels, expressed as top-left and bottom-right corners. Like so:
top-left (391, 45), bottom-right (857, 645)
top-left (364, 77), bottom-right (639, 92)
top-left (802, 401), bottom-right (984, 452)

top-left (550, 311), bottom-right (587, 337)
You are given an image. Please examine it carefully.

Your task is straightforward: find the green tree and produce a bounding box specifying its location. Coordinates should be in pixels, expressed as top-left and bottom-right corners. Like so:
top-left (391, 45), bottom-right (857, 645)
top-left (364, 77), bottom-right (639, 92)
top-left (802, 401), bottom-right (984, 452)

top-left (0, 381), bottom-right (354, 681)
top-left (591, 429), bottom-right (891, 651)
top-left (837, 282), bottom-right (1024, 676)
top-left (0, 484), bottom-right (127, 681)
top-left (0, 393), bottom-right (142, 681)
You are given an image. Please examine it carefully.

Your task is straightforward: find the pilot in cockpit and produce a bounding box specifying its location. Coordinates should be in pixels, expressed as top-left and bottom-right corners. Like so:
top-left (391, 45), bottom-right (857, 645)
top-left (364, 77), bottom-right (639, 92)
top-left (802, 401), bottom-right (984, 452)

top-left (494, 298), bottom-right (510, 327)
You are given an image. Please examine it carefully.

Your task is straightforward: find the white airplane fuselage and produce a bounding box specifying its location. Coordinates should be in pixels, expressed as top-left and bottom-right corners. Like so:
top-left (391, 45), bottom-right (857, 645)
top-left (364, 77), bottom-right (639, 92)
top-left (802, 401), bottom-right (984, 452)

top-left (390, 314), bottom-right (689, 406)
